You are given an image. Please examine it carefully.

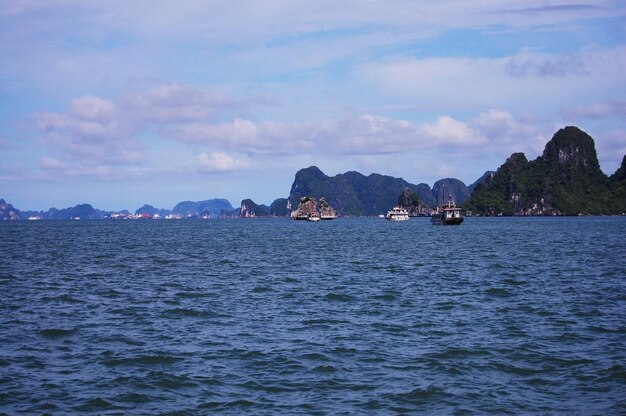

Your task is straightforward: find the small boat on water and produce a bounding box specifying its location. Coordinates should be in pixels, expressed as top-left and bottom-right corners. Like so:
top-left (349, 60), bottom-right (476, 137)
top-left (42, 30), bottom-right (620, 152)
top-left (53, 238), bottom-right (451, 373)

top-left (307, 211), bottom-right (320, 222)
top-left (385, 206), bottom-right (409, 221)
top-left (431, 195), bottom-right (464, 225)
top-left (320, 213), bottom-right (337, 220)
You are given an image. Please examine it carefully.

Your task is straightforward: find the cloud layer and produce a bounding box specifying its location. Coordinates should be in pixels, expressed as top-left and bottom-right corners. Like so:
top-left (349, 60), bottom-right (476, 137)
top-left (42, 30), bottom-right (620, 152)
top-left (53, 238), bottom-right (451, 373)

top-left (1, 0), bottom-right (625, 209)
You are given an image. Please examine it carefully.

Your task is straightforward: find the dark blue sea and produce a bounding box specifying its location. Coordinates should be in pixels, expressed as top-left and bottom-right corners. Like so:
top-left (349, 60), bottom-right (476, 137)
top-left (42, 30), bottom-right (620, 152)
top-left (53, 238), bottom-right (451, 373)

top-left (1, 217), bottom-right (625, 415)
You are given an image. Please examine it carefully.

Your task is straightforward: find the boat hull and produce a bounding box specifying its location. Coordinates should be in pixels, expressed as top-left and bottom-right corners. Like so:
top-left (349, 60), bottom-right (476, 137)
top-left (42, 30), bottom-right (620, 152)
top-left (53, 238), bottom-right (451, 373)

top-left (386, 216), bottom-right (409, 221)
top-left (430, 215), bottom-right (464, 225)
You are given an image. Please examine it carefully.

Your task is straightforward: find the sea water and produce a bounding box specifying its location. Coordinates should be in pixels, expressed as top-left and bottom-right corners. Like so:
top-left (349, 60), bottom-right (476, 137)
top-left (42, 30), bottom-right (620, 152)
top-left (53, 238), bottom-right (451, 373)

top-left (1, 217), bottom-right (625, 414)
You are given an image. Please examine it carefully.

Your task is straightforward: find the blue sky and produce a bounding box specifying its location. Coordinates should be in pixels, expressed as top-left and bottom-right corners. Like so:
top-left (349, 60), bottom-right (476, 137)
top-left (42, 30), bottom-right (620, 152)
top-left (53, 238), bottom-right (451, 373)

top-left (1, 1), bottom-right (625, 211)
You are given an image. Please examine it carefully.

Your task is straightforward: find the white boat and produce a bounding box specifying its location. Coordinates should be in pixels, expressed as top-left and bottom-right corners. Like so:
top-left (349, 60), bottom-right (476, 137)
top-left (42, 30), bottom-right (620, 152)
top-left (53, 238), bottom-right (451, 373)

top-left (385, 206), bottom-right (409, 221)
top-left (307, 212), bottom-right (320, 222)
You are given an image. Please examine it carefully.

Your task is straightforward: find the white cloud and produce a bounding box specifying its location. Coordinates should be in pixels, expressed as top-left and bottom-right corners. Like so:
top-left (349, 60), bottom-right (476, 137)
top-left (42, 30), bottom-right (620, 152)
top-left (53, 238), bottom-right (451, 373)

top-left (422, 116), bottom-right (487, 146)
top-left (197, 152), bottom-right (252, 173)
top-left (32, 85), bottom-right (247, 165)
top-left (359, 46), bottom-right (626, 113)
top-left (35, 94), bottom-right (141, 163)
top-left (562, 101), bottom-right (626, 120)
top-left (170, 113), bottom-right (495, 156)
top-left (40, 157), bottom-right (66, 170)
top-left (125, 84), bottom-right (243, 124)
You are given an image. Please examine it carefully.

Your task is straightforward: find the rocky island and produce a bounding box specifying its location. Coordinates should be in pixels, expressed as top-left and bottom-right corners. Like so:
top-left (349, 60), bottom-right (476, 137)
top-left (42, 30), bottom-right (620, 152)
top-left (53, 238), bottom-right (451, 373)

top-left (2, 126), bottom-right (625, 220)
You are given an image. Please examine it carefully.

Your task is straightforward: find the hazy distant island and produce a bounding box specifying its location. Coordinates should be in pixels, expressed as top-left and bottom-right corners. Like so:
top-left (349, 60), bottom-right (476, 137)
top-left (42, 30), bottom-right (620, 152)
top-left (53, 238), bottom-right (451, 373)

top-left (2, 126), bottom-right (625, 220)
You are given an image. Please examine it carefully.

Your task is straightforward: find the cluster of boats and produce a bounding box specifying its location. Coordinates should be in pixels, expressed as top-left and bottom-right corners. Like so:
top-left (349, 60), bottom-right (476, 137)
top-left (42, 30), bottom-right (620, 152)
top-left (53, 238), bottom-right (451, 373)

top-left (291, 211), bottom-right (337, 222)
top-left (386, 196), bottom-right (464, 225)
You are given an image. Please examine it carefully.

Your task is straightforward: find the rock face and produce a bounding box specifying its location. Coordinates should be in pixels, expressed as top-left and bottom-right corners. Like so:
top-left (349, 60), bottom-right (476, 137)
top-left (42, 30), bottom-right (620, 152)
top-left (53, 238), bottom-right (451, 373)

top-left (466, 126), bottom-right (625, 215)
top-left (319, 197), bottom-right (338, 218)
top-left (172, 199), bottom-right (233, 217)
top-left (288, 166), bottom-right (442, 216)
top-left (288, 166), bottom-right (475, 215)
top-left (290, 196), bottom-right (318, 219)
top-left (468, 171), bottom-right (495, 193)
top-left (397, 188), bottom-right (430, 216)
top-left (0, 199), bottom-right (19, 220)
top-left (135, 204), bottom-right (170, 217)
top-left (240, 199), bottom-right (270, 218)
top-left (270, 198), bottom-right (290, 217)
top-left (432, 178), bottom-right (471, 205)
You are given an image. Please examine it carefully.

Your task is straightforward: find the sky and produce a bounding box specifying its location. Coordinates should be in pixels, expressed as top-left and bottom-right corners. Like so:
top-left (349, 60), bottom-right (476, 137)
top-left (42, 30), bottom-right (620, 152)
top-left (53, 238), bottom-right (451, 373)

top-left (1, 1), bottom-right (625, 211)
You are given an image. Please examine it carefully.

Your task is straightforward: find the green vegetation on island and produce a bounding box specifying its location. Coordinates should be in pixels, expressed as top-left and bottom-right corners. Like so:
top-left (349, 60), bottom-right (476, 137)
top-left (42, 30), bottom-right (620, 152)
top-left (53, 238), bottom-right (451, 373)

top-left (465, 126), bottom-right (625, 215)
top-left (3, 126), bottom-right (625, 220)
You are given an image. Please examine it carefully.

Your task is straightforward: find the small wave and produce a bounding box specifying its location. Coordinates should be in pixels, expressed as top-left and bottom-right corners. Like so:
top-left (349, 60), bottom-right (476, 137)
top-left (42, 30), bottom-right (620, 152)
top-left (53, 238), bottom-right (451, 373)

top-left (302, 318), bottom-right (348, 326)
top-left (198, 400), bottom-right (257, 410)
top-left (38, 328), bottom-right (77, 338)
top-left (154, 373), bottom-right (198, 389)
top-left (165, 307), bottom-right (219, 318)
top-left (601, 364), bottom-right (626, 382)
top-left (494, 362), bottom-right (547, 376)
top-left (242, 380), bottom-right (294, 393)
top-left (485, 287), bottom-right (512, 297)
top-left (174, 291), bottom-right (207, 299)
top-left (225, 399), bottom-right (255, 407)
top-left (503, 278), bottom-right (526, 285)
top-left (372, 293), bottom-right (396, 301)
top-left (73, 397), bottom-right (113, 412)
top-left (332, 347), bottom-right (358, 354)
top-left (299, 352), bottom-right (330, 361)
top-left (371, 322), bottom-right (407, 333)
top-left (527, 377), bottom-right (554, 386)
top-left (428, 347), bottom-right (491, 360)
top-left (588, 325), bottom-right (626, 334)
top-left (41, 293), bottom-right (82, 303)
top-left (384, 385), bottom-right (445, 404)
top-left (313, 364), bottom-right (337, 373)
top-left (103, 354), bottom-right (183, 367)
top-left (434, 301), bottom-right (455, 310)
top-left (252, 286), bottom-right (273, 293)
top-left (115, 392), bottom-right (152, 404)
top-left (325, 292), bottom-right (353, 302)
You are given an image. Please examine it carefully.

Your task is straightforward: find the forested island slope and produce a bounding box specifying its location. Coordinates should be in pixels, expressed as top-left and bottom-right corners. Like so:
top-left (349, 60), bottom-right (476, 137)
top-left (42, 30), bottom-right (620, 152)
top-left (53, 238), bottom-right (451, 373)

top-left (465, 126), bottom-right (625, 215)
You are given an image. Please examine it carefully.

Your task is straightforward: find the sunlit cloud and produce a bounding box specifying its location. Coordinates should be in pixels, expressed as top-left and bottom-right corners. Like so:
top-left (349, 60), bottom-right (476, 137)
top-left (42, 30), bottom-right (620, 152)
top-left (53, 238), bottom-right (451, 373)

top-left (197, 152), bottom-right (252, 173)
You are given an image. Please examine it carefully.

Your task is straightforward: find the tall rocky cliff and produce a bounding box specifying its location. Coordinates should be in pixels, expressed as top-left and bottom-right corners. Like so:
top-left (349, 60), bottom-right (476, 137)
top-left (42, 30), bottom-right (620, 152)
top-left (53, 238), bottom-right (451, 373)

top-left (466, 126), bottom-right (625, 215)
top-left (0, 199), bottom-right (19, 220)
top-left (240, 199), bottom-right (270, 218)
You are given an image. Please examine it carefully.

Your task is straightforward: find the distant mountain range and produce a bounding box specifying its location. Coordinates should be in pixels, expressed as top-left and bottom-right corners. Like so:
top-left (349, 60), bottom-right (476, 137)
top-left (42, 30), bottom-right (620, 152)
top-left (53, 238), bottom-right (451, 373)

top-left (2, 126), bottom-right (624, 220)
top-left (0, 198), bottom-right (235, 220)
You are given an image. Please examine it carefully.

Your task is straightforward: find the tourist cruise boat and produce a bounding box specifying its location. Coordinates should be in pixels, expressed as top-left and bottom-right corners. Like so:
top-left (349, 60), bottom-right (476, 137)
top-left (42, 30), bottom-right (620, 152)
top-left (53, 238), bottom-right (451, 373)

top-left (385, 206), bottom-right (409, 221)
top-left (307, 211), bottom-right (320, 222)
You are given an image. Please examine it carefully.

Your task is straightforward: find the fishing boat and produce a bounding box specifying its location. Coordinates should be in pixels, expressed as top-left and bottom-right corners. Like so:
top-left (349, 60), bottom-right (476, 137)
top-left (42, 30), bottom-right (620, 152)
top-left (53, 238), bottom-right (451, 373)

top-left (385, 206), bottom-right (409, 221)
top-left (431, 195), bottom-right (464, 225)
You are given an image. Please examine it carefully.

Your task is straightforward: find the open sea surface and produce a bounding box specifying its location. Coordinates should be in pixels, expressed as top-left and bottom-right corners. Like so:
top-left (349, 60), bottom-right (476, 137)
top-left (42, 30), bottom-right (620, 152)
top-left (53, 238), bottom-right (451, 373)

top-left (1, 217), bottom-right (625, 415)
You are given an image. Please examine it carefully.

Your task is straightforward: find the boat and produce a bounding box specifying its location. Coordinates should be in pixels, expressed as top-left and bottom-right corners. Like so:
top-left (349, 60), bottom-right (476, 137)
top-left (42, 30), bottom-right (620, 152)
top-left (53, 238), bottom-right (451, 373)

top-left (307, 211), bottom-right (320, 222)
top-left (385, 206), bottom-right (409, 221)
top-left (430, 195), bottom-right (464, 225)
top-left (290, 211), bottom-right (308, 220)
top-left (320, 213), bottom-right (337, 220)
